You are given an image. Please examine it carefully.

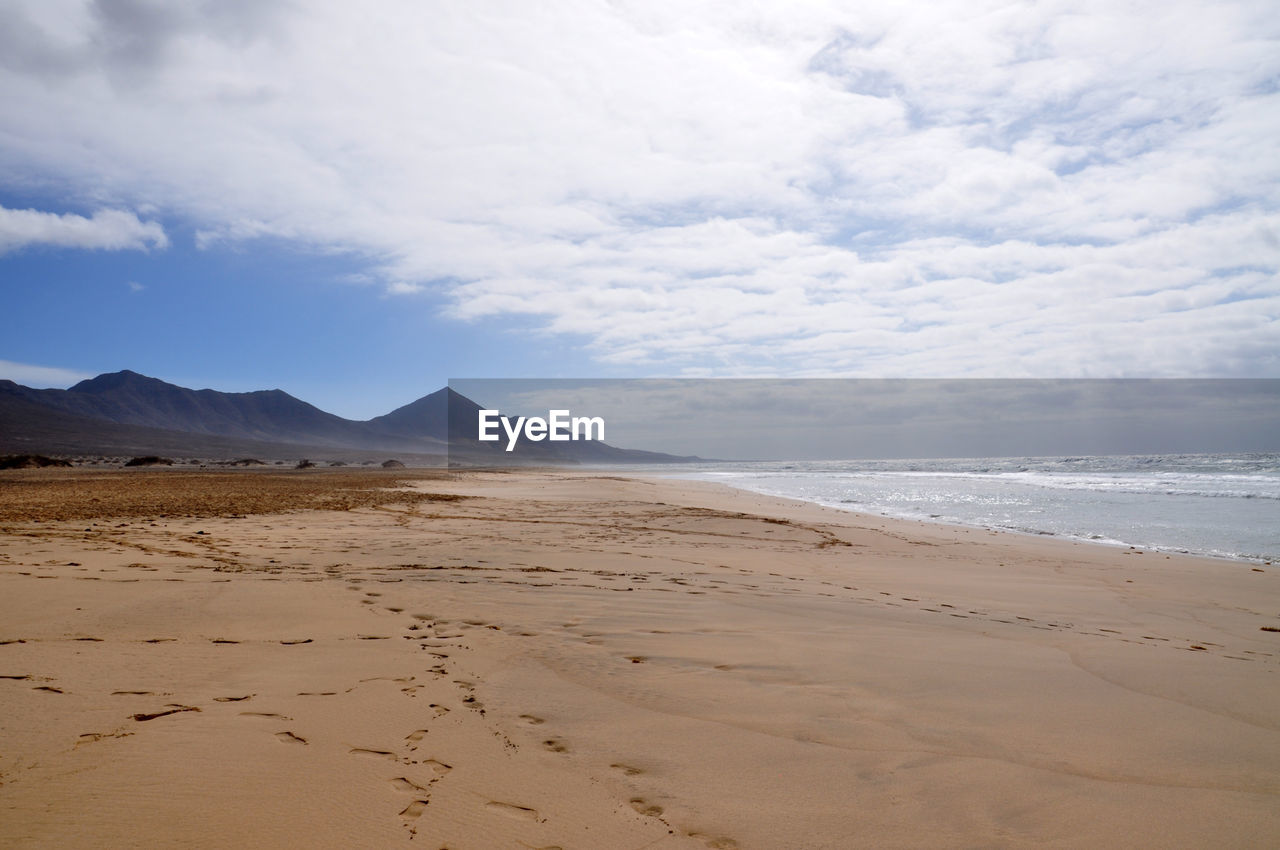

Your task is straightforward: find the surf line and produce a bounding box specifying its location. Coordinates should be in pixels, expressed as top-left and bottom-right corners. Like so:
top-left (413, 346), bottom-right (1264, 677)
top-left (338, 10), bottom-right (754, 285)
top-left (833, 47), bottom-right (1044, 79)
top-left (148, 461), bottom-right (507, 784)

top-left (478, 409), bottom-right (605, 452)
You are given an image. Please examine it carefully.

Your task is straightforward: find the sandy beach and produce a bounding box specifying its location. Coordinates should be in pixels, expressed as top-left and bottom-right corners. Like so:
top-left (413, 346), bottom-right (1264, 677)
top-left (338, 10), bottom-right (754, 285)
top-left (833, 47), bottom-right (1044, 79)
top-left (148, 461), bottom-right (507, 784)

top-left (1, 467), bottom-right (1277, 848)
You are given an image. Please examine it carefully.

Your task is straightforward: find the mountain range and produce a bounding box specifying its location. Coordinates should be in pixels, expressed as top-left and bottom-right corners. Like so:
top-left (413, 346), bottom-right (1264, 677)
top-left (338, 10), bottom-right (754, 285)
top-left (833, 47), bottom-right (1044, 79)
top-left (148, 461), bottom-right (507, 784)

top-left (0, 370), bottom-right (695, 465)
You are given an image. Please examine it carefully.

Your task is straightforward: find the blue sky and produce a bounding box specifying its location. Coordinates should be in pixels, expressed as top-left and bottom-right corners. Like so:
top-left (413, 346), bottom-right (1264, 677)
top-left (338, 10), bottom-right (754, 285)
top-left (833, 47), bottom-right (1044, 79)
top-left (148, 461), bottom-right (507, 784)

top-left (1, 191), bottom-right (597, 418)
top-left (1, 0), bottom-right (1277, 419)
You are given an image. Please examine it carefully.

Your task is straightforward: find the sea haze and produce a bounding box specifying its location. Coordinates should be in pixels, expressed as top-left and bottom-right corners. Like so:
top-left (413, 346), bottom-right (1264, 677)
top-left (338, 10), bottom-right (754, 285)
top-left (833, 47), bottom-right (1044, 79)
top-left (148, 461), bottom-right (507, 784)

top-left (654, 454), bottom-right (1280, 564)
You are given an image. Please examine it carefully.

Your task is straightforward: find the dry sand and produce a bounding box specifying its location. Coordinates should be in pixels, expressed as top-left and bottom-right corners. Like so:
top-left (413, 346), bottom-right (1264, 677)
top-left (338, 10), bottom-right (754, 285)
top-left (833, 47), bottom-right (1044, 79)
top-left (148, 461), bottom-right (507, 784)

top-left (0, 467), bottom-right (1277, 848)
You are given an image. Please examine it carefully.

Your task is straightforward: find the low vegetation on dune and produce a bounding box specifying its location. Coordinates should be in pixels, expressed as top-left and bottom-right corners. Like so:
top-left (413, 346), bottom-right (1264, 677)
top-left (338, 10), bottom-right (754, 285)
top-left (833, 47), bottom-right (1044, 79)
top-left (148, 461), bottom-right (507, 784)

top-left (0, 455), bottom-right (73, 470)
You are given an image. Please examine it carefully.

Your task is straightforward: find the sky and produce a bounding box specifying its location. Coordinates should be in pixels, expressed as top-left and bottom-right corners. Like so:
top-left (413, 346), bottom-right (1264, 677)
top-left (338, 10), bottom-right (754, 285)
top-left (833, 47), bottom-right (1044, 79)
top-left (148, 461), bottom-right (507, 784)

top-left (1, 0), bottom-right (1277, 420)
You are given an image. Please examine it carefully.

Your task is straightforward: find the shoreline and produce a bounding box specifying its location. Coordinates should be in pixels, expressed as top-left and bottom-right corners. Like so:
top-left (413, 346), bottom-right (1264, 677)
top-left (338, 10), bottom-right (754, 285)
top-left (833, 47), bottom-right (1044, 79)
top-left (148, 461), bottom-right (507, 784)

top-left (689, 477), bottom-right (1269, 566)
top-left (628, 470), bottom-right (1268, 572)
top-left (2, 468), bottom-right (1277, 848)
top-left (640, 460), bottom-right (1278, 566)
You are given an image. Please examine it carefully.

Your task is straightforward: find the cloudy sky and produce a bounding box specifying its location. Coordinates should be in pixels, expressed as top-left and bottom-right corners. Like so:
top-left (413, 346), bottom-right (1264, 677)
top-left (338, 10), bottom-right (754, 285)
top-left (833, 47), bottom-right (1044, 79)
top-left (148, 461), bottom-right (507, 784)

top-left (1, 0), bottom-right (1277, 419)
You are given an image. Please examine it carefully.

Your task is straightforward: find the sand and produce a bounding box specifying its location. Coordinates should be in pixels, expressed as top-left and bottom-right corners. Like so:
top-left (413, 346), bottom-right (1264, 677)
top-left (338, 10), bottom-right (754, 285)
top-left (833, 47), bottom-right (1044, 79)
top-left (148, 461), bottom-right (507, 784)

top-left (0, 467), bottom-right (1277, 848)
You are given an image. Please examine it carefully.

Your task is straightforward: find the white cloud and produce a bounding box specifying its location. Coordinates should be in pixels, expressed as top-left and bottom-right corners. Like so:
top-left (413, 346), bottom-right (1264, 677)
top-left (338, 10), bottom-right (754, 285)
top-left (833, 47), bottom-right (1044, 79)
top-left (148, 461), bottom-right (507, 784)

top-left (0, 359), bottom-right (92, 387)
top-left (385, 281), bottom-right (423, 296)
top-left (0, 0), bottom-right (1276, 375)
top-left (0, 205), bottom-right (168, 254)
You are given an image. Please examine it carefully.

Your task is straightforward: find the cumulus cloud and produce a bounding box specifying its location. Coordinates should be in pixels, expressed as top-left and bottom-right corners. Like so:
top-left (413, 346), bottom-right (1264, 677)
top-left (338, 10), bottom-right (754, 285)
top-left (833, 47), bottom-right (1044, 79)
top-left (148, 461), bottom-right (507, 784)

top-left (0, 0), bottom-right (1275, 375)
top-left (0, 205), bottom-right (168, 253)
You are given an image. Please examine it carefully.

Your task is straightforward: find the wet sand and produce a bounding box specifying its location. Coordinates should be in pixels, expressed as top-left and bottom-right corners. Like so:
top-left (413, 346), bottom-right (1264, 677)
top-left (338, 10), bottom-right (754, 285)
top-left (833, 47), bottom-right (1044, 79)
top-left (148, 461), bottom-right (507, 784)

top-left (1, 467), bottom-right (1277, 848)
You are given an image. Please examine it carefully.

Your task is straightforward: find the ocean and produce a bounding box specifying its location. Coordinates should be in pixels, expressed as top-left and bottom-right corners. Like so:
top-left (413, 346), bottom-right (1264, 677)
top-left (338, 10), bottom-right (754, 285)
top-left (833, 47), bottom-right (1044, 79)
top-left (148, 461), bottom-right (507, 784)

top-left (650, 453), bottom-right (1279, 564)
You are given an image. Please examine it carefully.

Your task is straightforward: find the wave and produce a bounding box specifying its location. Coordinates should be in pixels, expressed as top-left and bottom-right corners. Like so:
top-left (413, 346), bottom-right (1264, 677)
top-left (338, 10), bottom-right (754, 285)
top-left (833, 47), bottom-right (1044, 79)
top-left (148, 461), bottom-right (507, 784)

top-left (660, 452), bottom-right (1280, 563)
top-left (850, 470), bottom-right (1280, 501)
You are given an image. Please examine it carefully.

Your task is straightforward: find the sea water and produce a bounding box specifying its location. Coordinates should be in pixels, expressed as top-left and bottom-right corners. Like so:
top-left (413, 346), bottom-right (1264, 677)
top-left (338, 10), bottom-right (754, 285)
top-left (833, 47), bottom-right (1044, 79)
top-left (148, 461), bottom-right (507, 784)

top-left (649, 454), bottom-right (1279, 564)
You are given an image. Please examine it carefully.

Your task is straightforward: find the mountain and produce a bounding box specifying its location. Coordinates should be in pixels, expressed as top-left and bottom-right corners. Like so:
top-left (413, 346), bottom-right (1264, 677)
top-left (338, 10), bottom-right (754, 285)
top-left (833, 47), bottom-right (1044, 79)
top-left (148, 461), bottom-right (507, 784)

top-left (368, 386), bottom-right (468, 442)
top-left (0, 372), bottom-right (697, 465)
top-left (4, 370), bottom-right (420, 450)
top-left (0, 382), bottom-right (418, 461)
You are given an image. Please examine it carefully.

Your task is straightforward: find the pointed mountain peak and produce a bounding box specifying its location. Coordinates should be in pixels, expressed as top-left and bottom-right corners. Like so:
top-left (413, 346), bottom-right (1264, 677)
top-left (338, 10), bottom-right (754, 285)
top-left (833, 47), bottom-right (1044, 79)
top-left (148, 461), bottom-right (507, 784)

top-left (70, 370), bottom-right (169, 393)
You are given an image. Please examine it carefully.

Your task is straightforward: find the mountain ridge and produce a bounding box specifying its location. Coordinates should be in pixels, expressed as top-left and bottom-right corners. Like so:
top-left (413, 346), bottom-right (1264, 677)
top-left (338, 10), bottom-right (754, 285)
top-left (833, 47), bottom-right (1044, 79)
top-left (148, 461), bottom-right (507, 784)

top-left (0, 372), bottom-right (696, 465)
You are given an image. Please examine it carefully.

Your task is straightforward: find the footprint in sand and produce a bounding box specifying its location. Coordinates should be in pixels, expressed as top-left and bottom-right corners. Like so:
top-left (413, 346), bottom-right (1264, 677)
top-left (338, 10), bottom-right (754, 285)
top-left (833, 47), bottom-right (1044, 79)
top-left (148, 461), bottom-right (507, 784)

top-left (422, 759), bottom-right (451, 776)
top-left (389, 759), bottom-right (451, 829)
top-left (275, 731), bottom-right (308, 745)
top-left (399, 799), bottom-right (429, 821)
top-left (518, 714), bottom-right (545, 725)
top-left (132, 706), bottom-right (200, 722)
top-left (389, 777), bottom-right (430, 794)
top-left (349, 747), bottom-right (399, 760)
top-left (76, 731), bottom-right (132, 746)
top-left (610, 763), bottom-right (644, 776)
top-left (486, 801), bottom-right (542, 822)
top-left (630, 798), bottom-right (664, 817)
top-left (542, 738), bottom-right (569, 753)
